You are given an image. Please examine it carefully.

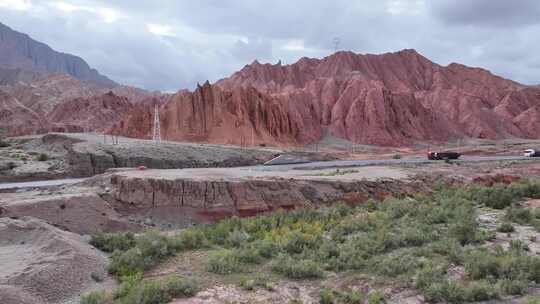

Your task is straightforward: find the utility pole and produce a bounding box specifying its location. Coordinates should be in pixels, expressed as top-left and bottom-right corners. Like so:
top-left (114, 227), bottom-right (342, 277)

top-left (152, 104), bottom-right (161, 144)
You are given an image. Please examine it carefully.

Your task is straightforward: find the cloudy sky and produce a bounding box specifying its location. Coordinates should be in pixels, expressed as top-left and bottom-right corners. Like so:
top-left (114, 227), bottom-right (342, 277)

top-left (1, 0), bottom-right (539, 91)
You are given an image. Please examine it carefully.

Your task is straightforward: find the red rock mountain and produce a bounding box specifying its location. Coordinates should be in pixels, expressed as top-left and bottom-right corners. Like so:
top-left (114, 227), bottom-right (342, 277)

top-left (48, 91), bottom-right (134, 133)
top-left (0, 73), bottom-right (158, 136)
top-left (115, 49), bottom-right (540, 146)
top-left (0, 90), bottom-right (47, 136)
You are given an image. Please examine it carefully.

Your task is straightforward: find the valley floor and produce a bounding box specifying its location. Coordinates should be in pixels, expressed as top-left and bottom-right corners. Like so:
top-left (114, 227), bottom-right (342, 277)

top-left (2, 134), bottom-right (540, 303)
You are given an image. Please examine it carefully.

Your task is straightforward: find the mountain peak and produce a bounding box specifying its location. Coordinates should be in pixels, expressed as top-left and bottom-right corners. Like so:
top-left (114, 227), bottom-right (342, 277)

top-left (0, 22), bottom-right (116, 88)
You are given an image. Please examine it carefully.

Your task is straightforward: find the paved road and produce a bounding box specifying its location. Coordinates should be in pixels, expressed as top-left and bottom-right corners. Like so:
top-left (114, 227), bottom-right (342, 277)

top-left (0, 178), bottom-right (87, 190)
top-left (256, 155), bottom-right (537, 171)
top-left (0, 155), bottom-right (537, 189)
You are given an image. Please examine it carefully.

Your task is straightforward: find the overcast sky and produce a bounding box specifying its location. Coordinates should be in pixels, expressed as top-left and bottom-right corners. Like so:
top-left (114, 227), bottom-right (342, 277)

top-left (1, 0), bottom-right (539, 91)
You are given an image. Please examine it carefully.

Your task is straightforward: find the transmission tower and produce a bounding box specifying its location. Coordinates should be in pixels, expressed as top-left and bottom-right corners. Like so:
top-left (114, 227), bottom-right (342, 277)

top-left (152, 104), bottom-right (161, 143)
top-left (333, 37), bottom-right (341, 52)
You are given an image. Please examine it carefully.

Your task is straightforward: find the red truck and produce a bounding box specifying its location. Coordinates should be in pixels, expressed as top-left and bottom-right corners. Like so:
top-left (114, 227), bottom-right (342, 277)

top-left (427, 151), bottom-right (461, 160)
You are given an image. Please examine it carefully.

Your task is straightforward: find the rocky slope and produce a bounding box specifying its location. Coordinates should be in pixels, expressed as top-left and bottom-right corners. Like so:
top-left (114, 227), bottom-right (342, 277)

top-left (114, 49), bottom-right (540, 146)
top-left (0, 22), bottom-right (115, 87)
top-left (0, 66), bottom-right (42, 85)
top-left (216, 49), bottom-right (540, 144)
top-left (0, 90), bottom-right (46, 136)
top-left (0, 217), bottom-right (110, 304)
top-left (113, 82), bottom-right (320, 146)
top-left (0, 73), bottom-right (161, 136)
top-left (0, 133), bottom-right (275, 182)
top-left (48, 91), bottom-right (134, 133)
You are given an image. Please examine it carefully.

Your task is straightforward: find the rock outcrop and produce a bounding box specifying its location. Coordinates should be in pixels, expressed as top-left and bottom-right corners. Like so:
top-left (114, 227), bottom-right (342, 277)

top-left (113, 82), bottom-right (321, 145)
top-left (0, 133), bottom-right (275, 182)
top-left (0, 22), bottom-right (115, 87)
top-left (110, 169), bottom-right (429, 227)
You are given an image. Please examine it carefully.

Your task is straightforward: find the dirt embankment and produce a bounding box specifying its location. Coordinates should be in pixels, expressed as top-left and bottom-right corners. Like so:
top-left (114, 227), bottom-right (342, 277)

top-left (108, 168), bottom-right (429, 229)
top-left (1, 166), bottom-right (423, 233)
top-left (0, 133), bottom-right (277, 182)
top-left (0, 217), bottom-right (111, 304)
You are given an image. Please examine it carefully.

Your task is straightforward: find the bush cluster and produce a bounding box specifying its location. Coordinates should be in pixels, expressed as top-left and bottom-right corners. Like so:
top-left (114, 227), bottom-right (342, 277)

top-left (88, 179), bottom-right (540, 303)
top-left (81, 275), bottom-right (197, 304)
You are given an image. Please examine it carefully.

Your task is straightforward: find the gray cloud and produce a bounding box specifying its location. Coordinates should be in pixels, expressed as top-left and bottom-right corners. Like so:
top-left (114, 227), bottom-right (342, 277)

top-left (0, 0), bottom-right (538, 91)
top-left (429, 0), bottom-right (540, 27)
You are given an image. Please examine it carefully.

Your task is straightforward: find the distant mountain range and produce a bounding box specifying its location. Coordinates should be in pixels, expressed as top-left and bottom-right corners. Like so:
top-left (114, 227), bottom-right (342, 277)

top-left (0, 22), bottom-right (539, 147)
top-left (0, 22), bottom-right (116, 87)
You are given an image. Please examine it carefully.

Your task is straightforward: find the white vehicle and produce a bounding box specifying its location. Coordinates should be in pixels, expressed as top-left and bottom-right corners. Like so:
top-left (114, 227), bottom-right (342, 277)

top-left (524, 149), bottom-right (539, 157)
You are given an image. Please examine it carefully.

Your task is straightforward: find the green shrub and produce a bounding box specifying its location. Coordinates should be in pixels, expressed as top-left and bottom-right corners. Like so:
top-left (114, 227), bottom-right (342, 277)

top-left (173, 229), bottom-right (207, 250)
top-left (115, 272), bottom-right (143, 299)
top-left (508, 181), bottom-right (540, 199)
top-left (526, 296), bottom-right (540, 304)
top-left (232, 245), bottom-right (266, 264)
top-left (319, 288), bottom-right (335, 304)
top-left (464, 280), bottom-right (497, 302)
top-left (81, 291), bottom-right (108, 304)
top-left (392, 153), bottom-right (401, 160)
top-left (341, 290), bottom-right (365, 304)
top-left (206, 250), bottom-right (242, 274)
top-left (0, 140), bottom-right (9, 148)
top-left (37, 153), bottom-right (49, 161)
top-left (423, 280), bottom-right (465, 304)
top-left (250, 239), bottom-right (279, 259)
top-left (367, 291), bottom-right (386, 304)
top-left (239, 275), bottom-right (274, 291)
top-left (271, 255), bottom-right (324, 279)
top-left (227, 229), bottom-right (250, 248)
top-left (108, 231), bottom-right (177, 276)
top-left (505, 207), bottom-right (533, 225)
top-left (463, 247), bottom-right (540, 284)
top-left (282, 230), bottom-right (320, 254)
top-left (119, 280), bottom-right (169, 304)
top-left (497, 222), bottom-right (515, 233)
top-left (497, 279), bottom-right (527, 295)
top-left (448, 218), bottom-right (477, 245)
top-left (110, 274), bottom-right (196, 304)
top-left (163, 276), bottom-right (198, 298)
top-left (371, 251), bottom-right (421, 277)
top-left (91, 232), bottom-right (136, 252)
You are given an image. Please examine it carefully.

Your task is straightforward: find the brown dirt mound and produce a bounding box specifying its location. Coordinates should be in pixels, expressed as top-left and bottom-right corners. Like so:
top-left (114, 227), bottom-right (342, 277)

top-left (0, 216), bottom-right (108, 304)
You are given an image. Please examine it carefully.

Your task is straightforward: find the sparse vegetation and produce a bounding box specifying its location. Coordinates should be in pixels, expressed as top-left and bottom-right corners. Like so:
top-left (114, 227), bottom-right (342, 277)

top-left (81, 291), bottom-right (109, 304)
top-left (90, 232), bottom-right (136, 252)
top-left (497, 222), bottom-right (515, 233)
top-left (88, 179), bottom-right (540, 303)
top-left (319, 287), bottom-right (366, 304)
top-left (239, 275), bottom-right (274, 291)
top-left (37, 153), bottom-right (49, 161)
top-left (81, 274), bottom-right (197, 304)
top-left (271, 254), bottom-right (324, 279)
top-left (311, 168), bottom-right (359, 176)
top-left (0, 139), bottom-right (9, 148)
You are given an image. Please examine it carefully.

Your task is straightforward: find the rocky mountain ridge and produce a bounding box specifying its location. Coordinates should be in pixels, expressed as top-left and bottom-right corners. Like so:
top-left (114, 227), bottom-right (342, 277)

top-left (115, 49), bottom-right (540, 146)
top-left (0, 22), bottom-right (115, 87)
